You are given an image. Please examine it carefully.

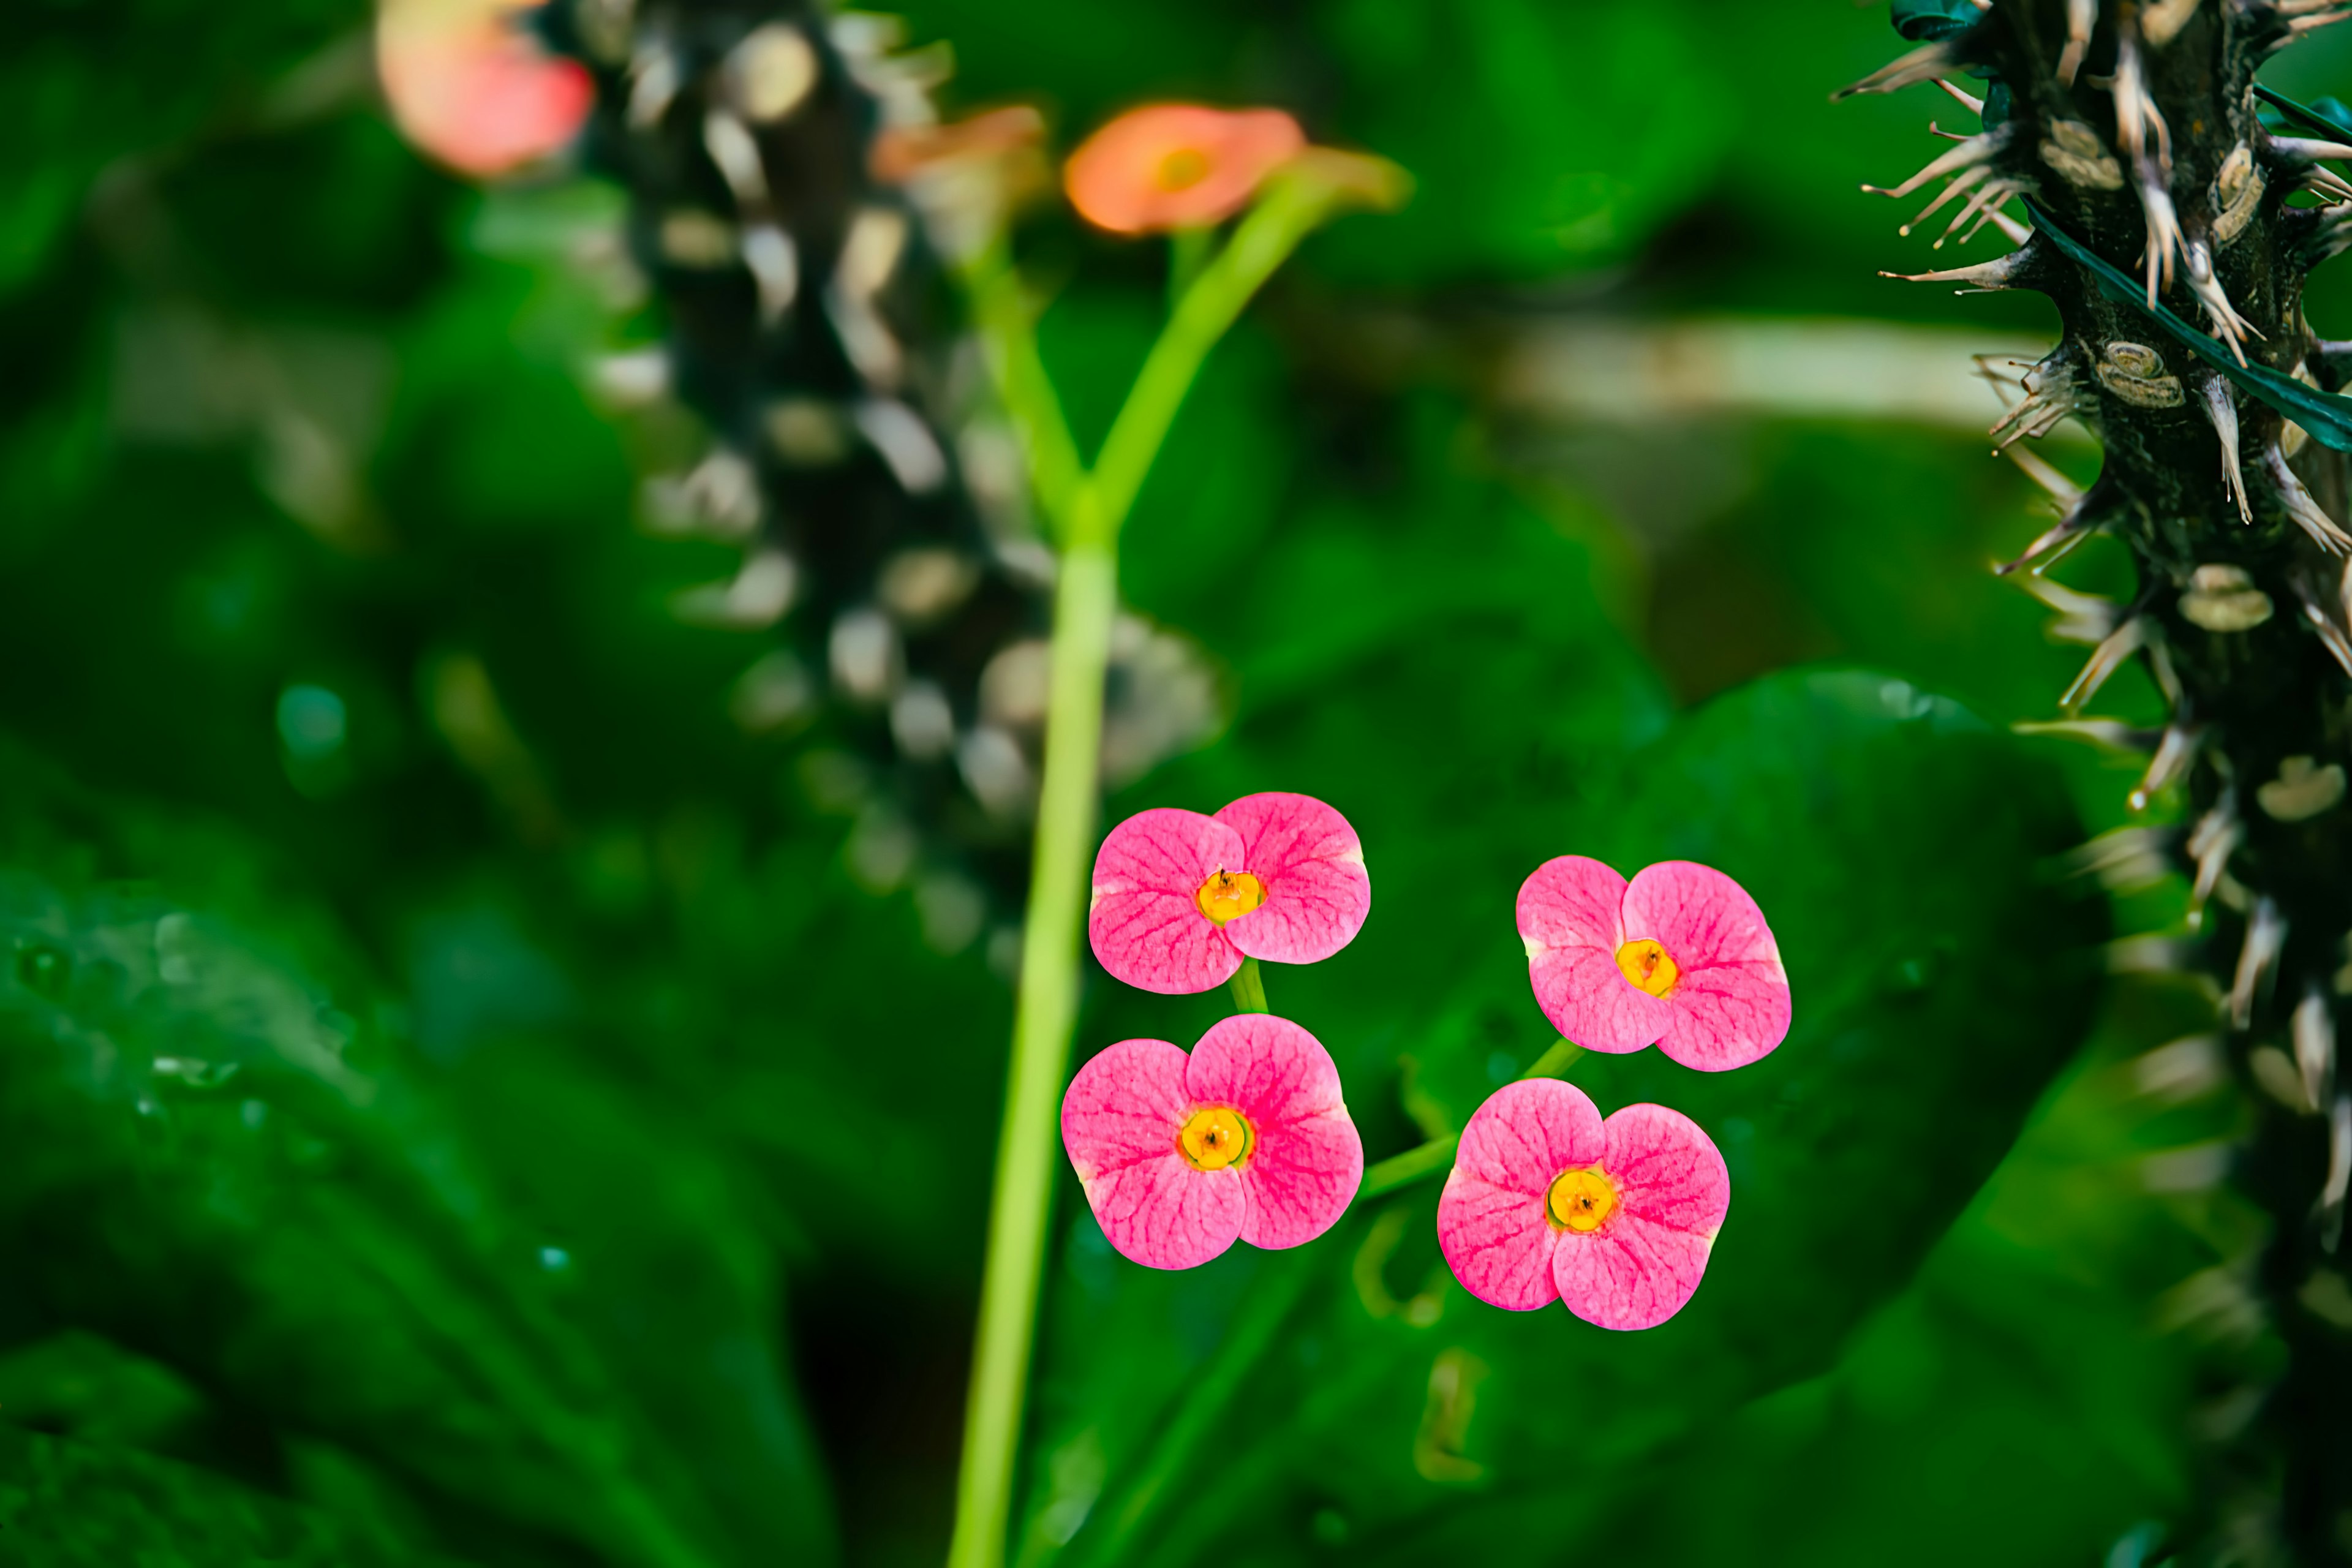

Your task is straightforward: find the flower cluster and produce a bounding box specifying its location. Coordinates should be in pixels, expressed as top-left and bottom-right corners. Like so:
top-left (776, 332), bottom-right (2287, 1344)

top-left (1067, 793), bottom-right (1371, 1268)
top-left (1063, 794), bottom-right (1791, 1331)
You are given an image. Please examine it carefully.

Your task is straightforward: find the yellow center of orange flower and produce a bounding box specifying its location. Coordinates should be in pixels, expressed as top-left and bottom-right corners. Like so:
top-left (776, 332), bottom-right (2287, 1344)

top-left (1155, 146), bottom-right (1212, 190)
top-left (1615, 938), bottom-right (1679, 997)
top-left (1195, 869), bottom-right (1265, 926)
top-left (1178, 1106), bottom-right (1252, 1170)
top-left (1547, 1167), bottom-right (1617, 1232)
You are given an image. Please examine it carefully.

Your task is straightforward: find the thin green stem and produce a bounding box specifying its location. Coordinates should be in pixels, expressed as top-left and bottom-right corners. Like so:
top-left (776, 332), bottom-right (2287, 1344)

top-left (1227, 956), bottom-right (1268, 1014)
top-left (1167, 225), bottom-right (1212, 311)
top-left (1088, 179), bottom-right (1328, 538)
top-left (1360, 1038), bottom-right (1586, 1200)
top-left (947, 536), bottom-right (1118, 1568)
top-left (960, 244), bottom-right (1084, 539)
top-left (948, 175), bottom-right (1352, 1568)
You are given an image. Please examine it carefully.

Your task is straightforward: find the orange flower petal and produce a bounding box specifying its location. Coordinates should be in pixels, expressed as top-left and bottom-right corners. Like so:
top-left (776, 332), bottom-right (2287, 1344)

top-left (1063, 104), bottom-right (1306, 235)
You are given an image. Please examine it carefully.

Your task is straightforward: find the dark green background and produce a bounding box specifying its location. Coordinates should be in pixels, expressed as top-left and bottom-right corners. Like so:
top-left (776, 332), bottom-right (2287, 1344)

top-left (4, 0), bottom-right (2323, 1561)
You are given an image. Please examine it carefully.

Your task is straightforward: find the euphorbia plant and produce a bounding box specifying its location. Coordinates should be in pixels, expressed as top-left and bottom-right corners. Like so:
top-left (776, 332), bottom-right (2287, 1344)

top-left (1844, 0), bottom-right (2352, 1555)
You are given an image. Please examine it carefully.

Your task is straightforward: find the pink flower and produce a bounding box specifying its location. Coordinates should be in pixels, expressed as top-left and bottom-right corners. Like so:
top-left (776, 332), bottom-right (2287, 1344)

top-left (377, 0), bottom-right (593, 177)
top-left (1088, 793), bottom-right (1370, 994)
top-left (1436, 1079), bottom-right (1728, 1331)
top-left (1517, 857), bottom-right (1791, 1071)
top-left (1061, 1014), bottom-right (1364, 1270)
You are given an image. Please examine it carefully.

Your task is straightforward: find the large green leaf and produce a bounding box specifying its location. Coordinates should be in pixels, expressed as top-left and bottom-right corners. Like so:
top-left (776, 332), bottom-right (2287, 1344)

top-left (0, 752), bottom-right (839, 1568)
top-left (1015, 668), bottom-right (2106, 1566)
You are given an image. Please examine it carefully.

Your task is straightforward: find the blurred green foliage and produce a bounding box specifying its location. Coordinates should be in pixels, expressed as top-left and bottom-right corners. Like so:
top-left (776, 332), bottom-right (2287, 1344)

top-left (0, 0), bottom-right (2280, 1562)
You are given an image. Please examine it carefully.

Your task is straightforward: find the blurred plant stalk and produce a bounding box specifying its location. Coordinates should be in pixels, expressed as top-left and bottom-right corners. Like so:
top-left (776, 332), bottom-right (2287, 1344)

top-left (949, 162), bottom-right (1402, 1568)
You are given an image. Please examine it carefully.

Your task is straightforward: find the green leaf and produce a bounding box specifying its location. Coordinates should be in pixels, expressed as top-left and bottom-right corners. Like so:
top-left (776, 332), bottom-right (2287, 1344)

top-left (1019, 668), bottom-right (2106, 1567)
top-left (2022, 198), bottom-right (2352, 452)
top-left (0, 1424), bottom-right (442, 1568)
top-left (1890, 0), bottom-right (1984, 43)
top-left (0, 751), bottom-right (840, 1567)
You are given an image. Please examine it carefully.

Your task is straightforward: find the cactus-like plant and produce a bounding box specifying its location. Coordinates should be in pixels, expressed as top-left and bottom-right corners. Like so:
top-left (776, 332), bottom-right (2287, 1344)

top-left (1845, 2), bottom-right (2352, 1558)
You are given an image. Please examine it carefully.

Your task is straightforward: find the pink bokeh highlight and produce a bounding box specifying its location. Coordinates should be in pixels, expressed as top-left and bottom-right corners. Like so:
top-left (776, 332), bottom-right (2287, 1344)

top-left (1437, 1079), bottom-right (1729, 1331)
top-left (1517, 856), bottom-right (1791, 1071)
top-left (1061, 1014), bottom-right (1364, 1270)
top-left (1088, 793), bottom-right (1370, 993)
top-left (377, 0), bottom-right (593, 177)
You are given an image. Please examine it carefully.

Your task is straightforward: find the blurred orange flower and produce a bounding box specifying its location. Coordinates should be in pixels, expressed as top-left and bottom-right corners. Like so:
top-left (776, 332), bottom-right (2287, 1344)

top-left (376, 0), bottom-right (592, 177)
top-left (1063, 105), bottom-right (1305, 235)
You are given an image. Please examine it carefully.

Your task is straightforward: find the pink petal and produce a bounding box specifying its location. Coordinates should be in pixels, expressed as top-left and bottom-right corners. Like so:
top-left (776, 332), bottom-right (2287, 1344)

top-left (1550, 1212), bottom-right (1717, 1332)
top-left (1550, 1102), bottom-right (1728, 1331)
top-left (1214, 793), bottom-right (1371, 965)
top-left (1080, 1152), bottom-right (1248, 1270)
top-left (1659, 963), bottom-right (1793, 1072)
top-left (1436, 1079), bottom-right (1605, 1311)
top-left (1602, 1102), bottom-right (1730, 1236)
top-left (1062, 1038), bottom-right (1194, 1184)
top-left (1620, 861), bottom-right (1784, 970)
top-left (1061, 1038), bottom-right (1245, 1270)
top-left (1088, 809), bottom-right (1246, 994)
top-left (1435, 1167), bottom-right (1560, 1311)
top-left (1238, 1108), bottom-right (1362, 1250)
top-left (1516, 855), bottom-right (1630, 954)
top-left (1528, 945), bottom-right (1673, 1054)
top-left (1184, 1014), bottom-right (1362, 1251)
top-left (1184, 1013), bottom-right (1345, 1128)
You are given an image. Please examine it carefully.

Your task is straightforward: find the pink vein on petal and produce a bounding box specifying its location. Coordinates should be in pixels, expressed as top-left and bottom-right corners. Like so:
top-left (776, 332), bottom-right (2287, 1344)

top-left (1517, 856), bottom-right (1630, 954)
top-left (1530, 944), bottom-right (1672, 1052)
top-left (1061, 1038), bottom-right (1193, 1183)
top-left (1550, 1102), bottom-right (1728, 1330)
top-left (1084, 1153), bottom-right (1248, 1270)
top-left (1437, 1168), bottom-right (1561, 1310)
top-left (1621, 861), bottom-right (1784, 973)
top-left (1215, 793), bottom-right (1371, 964)
top-left (1239, 1109), bottom-right (1362, 1250)
top-left (1088, 808), bottom-right (1246, 993)
top-left (1657, 962), bottom-right (1793, 1071)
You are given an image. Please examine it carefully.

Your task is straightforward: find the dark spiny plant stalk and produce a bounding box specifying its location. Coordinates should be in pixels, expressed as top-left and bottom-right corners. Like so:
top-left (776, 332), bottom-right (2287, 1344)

top-left (1844, 1), bottom-right (2352, 1559)
top-left (540, 0), bottom-right (1215, 931)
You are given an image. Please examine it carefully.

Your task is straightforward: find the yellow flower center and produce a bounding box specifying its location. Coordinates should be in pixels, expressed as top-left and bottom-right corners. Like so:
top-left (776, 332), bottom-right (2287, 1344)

top-left (1195, 869), bottom-right (1265, 926)
top-left (1547, 1167), bottom-right (1617, 1232)
top-left (1178, 1106), bottom-right (1252, 1170)
top-left (1615, 938), bottom-right (1679, 997)
top-left (1156, 146), bottom-right (1212, 190)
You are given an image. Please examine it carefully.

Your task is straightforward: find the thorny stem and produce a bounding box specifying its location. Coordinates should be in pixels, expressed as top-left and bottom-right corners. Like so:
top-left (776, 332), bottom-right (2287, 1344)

top-left (947, 186), bottom-right (1341, 1568)
top-left (1847, 0), bottom-right (2352, 1555)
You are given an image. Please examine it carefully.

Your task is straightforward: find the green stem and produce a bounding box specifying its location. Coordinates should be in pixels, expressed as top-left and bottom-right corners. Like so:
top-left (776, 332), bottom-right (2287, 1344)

top-left (948, 176), bottom-right (1343, 1568)
top-left (1227, 956), bottom-right (1268, 1014)
top-left (960, 244), bottom-right (1084, 540)
top-left (947, 535), bottom-right (1118, 1568)
top-left (1167, 225), bottom-right (1212, 311)
top-left (1088, 180), bottom-right (1328, 535)
top-left (1360, 1038), bottom-right (1586, 1200)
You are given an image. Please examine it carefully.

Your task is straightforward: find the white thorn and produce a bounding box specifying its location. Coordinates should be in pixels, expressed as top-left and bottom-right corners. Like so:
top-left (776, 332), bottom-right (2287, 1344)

top-left (1898, 164), bottom-right (1991, 235)
top-left (2015, 717), bottom-right (2163, 753)
top-left (2062, 616), bottom-right (2149, 709)
top-left (1861, 132), bottom-right (2002, 200)
top-left (2296, 987), bottom-right (2337, 1109)
top-left (1837, 40), bottom-right (1963, 99)
top-left (2007, 445), bottom-right (2084, 506)
top-left (2060, 0), bottom-right (2096, 84)
top-left (1937, 78), bottom-right (1987, 115)
top-left (2267, 443), bottom-right (2352, 554)
top-left (2132, 723), bottom-right (2204, 810)
top-left (1881, 253), bottom-right (2026, 287)
top-left (2188, 794), bottom-right (2244, 914)
top-left (2324, 1096), bottom-right (2351, 1253)
top-left (2015, 572), bottom-right (2118, 643)
top-left (2203, 380), bottom-right (2254, 522)
top-left (2229, 898), bottom-right (2286, 1030)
